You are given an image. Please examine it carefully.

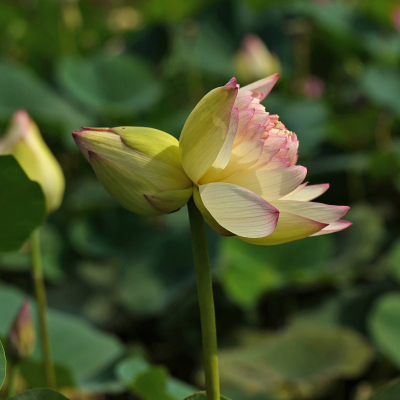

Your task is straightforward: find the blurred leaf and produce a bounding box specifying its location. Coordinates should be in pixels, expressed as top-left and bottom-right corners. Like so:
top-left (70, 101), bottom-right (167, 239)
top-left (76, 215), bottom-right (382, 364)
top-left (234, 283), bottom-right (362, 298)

top-left (138, 0), bottom-right (211, 21)
top-left (0, 284), bottom-right (125, 384)
top-left (116, 355), bottom-right (197, 400)
top-left (328, 109), bottom-right (378, 150)
top-left (368, 150), bottom-right (400, 180)
top-left (9, 389), bottom-right (69, 400)
top-left (0, 155), bottom-right (46, 252)
top-left (218, 325), bottom-right (373, 398)
top-left (360, 67), bottom-right (400, 117)
top-left (369, 293), bottom-right (400, 369)
top-left (0, 341), bottom-right (5, 389)
top-left (134, 367), bottom-right (175, 400)
top-left (19, 360), bottom-right (75, 389)
top-left (331, 204), bottom-right (384, 281)
top-left (56, 52), bottom-right (163, 116)
top-left (166, 23), bottom-right (235, 79)
top-left (0, 224), bottom-right (65, 282)
top-left (369, 378), bottom-right (400, 400)
top-left (386, 239), bottom-right (400, 283)
top-left (220, 235), bottom-right (334, 307)
top-left (184, 392), bottom-right (231, 400)
top-left (0, 61), bottom-right (92, 135)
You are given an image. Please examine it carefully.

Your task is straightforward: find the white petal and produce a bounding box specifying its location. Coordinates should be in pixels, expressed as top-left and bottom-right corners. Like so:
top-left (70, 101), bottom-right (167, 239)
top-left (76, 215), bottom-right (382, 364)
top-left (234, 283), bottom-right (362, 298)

top-left (311, 220), bottom-right (352, 236)
top-left (240, 74), bottom-right (279, 101)
top-left (270, 200), bottom-right (350, 224)
top-left (239, 211), bottom-right (327, 245)
top-left (199, 182), bottom-right (279, 238)
top-left (229, 165), bottom-right (307, 200)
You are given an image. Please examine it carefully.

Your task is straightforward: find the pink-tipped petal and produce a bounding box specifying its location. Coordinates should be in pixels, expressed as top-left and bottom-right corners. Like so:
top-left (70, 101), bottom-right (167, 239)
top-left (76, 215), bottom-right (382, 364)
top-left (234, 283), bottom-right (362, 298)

top-left (239, 73), bottom-right (279, 101)
top-left (199, 182), bottom-right (279, 238)
top-left (311, 220), bottom-right (352, 236)
top-left (270, 200), bottom-right (350, 224)
top-left (225, 77), bottom-right (238, 88)
top-left (239, 211), bottom-right (327, 245)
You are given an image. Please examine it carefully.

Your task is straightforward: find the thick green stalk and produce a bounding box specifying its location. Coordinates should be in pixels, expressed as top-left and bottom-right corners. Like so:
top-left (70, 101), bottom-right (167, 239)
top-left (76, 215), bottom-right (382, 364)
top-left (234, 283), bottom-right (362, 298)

top-left (187, 198), bottom-right (220, 400)
top-left (31, 230), bottom-right (56, 389)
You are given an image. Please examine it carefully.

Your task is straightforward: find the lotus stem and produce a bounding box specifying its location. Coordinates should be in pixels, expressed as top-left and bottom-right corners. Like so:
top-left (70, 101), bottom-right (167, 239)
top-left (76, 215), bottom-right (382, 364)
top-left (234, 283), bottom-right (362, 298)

top-left (187, 198), bottom-right (220, 400)
top-left (31, 229), bottom-right (56, 389)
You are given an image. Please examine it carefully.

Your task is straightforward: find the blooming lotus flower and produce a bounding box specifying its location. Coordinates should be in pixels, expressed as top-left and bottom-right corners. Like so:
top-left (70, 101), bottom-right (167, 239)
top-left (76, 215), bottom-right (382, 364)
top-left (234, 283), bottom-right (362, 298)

top-left (180, 74), bottom-right (351, 244)
top-left (0, 110), bottom-right (65, 212)
top-left (73, 74), bottom-right (351, 244)
top-left (73, 127), bottom-right (193, 216)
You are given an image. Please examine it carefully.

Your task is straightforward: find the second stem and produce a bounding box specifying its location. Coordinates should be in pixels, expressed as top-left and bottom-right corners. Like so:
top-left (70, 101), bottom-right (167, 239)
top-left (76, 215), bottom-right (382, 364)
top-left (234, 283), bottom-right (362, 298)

top-left (31, 229), bottom-right (57, 389)
top-left (188, 198), bottom-right (220, 400)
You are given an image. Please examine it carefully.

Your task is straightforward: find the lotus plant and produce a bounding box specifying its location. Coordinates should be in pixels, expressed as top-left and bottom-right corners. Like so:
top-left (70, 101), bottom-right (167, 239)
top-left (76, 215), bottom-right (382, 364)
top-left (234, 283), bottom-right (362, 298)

top-left (73, 74), bottom-right (351, 400)
top-left (0, 110), bottom-right (62, 388)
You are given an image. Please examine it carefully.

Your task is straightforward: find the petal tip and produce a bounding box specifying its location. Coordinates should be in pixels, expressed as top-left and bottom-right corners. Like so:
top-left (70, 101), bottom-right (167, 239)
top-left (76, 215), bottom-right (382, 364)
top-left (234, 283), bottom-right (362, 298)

top-left (225, 77), bottom-right (238, 88)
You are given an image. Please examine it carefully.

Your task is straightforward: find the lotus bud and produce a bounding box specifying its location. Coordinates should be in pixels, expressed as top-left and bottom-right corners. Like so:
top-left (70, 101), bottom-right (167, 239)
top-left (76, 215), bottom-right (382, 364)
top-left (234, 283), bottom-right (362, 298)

top-left (234, 34), bottom-right (281, 83)
top-left (73, 127), bottom-right (193, 216)
top-left (8, 301), bottom-right (36, 361)
top-left (0, 110), bottom-right (65, 213)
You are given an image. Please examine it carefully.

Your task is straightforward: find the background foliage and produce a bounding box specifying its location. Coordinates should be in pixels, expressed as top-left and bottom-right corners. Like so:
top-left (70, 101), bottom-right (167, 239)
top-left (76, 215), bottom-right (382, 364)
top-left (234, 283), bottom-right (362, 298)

top-left (1, 0), bottom-right (400, 399)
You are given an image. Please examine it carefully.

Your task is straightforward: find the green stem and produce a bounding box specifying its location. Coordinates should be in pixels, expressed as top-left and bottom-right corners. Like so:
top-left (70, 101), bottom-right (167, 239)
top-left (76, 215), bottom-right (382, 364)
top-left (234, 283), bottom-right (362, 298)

top-left (31, 230), bottom-right (57, 389)
top-left (187, 198), bottom-right (220, 400)
top-left (6, 363), bottom-right (19, 398)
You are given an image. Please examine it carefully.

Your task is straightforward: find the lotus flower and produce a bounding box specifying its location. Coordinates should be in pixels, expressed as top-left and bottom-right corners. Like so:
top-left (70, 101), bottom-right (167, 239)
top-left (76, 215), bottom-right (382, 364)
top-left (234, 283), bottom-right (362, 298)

top-left (73, 74), bottom-right (351, 244)
top-left (180, 74), bottom-right (351, 244)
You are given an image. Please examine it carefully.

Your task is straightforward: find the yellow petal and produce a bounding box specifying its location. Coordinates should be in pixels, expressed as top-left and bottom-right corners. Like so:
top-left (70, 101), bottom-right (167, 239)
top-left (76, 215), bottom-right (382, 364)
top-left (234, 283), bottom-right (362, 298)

top-left (228, 165), bottom-right (307, 200)
top-left (239, 212), bottom-right (327, 245)
top-left (89, 151), bottom-right (164, 216)
top-left (199, 107), bottom-right (239, 183)
top-left (193, 187), bottom-right (234, 236)
top-left (199, 182), bottom-right (279, 238)
top-left (144, 187), bottom-right (193, 214)
top-left (179, 85), bottom-right (238, 183)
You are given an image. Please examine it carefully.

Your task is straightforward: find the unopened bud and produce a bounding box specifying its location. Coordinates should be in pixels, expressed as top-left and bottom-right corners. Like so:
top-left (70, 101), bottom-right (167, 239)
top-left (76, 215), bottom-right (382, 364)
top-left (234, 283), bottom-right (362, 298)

top-left (73, 127), bottom-right (193, 216)
top-left (8, 301), bottom-right (36, 360)
top-left (0, 110), bottom-right (65, 212)
top-left (234, 34), bottom-right (281, 83)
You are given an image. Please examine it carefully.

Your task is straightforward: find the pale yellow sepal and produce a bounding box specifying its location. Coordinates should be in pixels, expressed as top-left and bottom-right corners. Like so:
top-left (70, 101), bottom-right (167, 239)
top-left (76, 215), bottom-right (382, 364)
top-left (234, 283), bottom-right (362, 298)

top-left (193, 187), bottom-right (234, 237)
top-left (89, 152), bottom-right (165, 216)
top-left (179, 85), bottom-right (238, 184)
top-left (0, 110), bottom-right (65, 213)
top-left (113, 126), bottom-right (185, 173)
top-left (74, 127), bottom-right (191, 191)
top-left (145, 187), bottom-right (193, 214)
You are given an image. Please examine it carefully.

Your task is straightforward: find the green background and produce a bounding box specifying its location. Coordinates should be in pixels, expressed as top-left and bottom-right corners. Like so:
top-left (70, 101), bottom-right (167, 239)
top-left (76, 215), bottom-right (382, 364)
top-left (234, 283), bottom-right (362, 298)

top-left (1, 0), bottom-right (400, 399)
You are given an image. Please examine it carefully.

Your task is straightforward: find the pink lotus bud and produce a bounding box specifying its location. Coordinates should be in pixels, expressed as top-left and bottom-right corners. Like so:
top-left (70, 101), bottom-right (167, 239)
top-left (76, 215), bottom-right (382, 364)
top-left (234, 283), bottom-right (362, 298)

top-left (8, 301), bottom-right (36, 360)
top-left (302, 76), bottom-right (325, 100)
top-left (234, 34), bottom-right (281, 83)
top-left (392, 7), bottom-right (400, 32)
